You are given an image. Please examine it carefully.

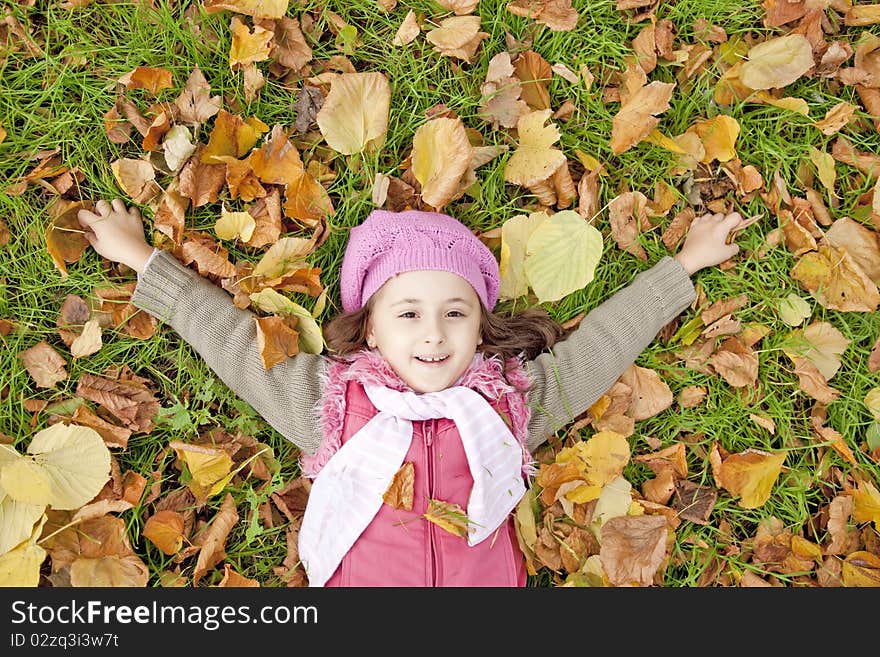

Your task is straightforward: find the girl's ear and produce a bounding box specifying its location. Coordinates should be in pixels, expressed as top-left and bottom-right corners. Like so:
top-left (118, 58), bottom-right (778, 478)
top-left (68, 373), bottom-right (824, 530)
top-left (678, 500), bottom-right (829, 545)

top-left (365, 319), bottom-right (376, 349)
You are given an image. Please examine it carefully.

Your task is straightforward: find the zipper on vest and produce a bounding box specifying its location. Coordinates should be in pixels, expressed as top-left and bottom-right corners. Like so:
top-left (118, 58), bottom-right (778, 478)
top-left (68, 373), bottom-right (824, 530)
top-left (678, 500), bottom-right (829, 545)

top-left (426, 419), bottom-right (438, 585)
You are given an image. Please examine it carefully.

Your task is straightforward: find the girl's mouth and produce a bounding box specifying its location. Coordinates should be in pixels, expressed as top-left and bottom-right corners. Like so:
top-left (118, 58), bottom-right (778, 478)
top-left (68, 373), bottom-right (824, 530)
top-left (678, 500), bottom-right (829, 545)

top-left (415, 355), bottom-right (449, 364)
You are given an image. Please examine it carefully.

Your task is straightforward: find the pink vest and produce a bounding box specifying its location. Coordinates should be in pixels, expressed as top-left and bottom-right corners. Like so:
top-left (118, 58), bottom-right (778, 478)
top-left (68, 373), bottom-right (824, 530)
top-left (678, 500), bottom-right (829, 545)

top-left (301, 351), bottom-right (533, 587)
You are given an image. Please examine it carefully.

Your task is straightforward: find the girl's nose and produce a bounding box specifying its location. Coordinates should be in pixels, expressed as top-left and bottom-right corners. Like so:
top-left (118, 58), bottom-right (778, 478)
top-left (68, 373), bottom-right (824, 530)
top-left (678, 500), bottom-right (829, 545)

top-left (423, 318), bottom-right (445, 343)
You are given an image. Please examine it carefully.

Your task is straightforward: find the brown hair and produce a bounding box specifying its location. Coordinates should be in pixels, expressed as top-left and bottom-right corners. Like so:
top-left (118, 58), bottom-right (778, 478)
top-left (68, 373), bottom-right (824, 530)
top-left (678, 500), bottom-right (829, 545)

top-left (323, 300), bottom-right (568, 365)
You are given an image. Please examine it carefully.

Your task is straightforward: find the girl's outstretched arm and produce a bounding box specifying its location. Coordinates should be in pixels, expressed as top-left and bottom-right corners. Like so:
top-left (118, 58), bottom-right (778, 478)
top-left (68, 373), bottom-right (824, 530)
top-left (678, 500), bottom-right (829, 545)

top-left (524, 211), bottom-right (746, 451)
top-left (77, 199), bottom-right (325, 456)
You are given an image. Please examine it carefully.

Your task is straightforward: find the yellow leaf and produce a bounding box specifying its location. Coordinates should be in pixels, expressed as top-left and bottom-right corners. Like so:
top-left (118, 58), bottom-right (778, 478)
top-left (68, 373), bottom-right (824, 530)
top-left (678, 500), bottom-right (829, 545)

top-left (782, 320), bottom-right (850, 381)
top-left (644, 129), bottom-right (687, 154)
top-left (853, 479), bottom-right (880, 531)
top-left (754, 91), bottom-right (810, 115)
top-left (498, 211), bottom-right (549, 301)
top-left (842, 551), bottom-right (880, 587)
top-left (423, 499), bottom-right (470, 538)
top-left (229, 16), bottom-right (272, 70)
top-left (0, 516), bottom-right (47, 586)
top-left (523, 209), bottom-right (604, 303)
top-left (411, 116), bottom-right (472, 210)
top-left (812, 101), bottom-right (858, 136)
top-left (740, 34), bottom-right (814, 90)
top-left (316, 72), bottom-right (391, 155)
top-left (215, 205), bottom-right (256, 242)
top-left (70, 555), bottom-right (149, 587)
top-left (202, 0), bottom-right (288, 19)
top-left (690, 115), bottom-right (739, 163)
top-left (173, 443), bottom-right (233, 501)
top-left (718, 449), bottom-right (786, 509)
top-left (202, 110), bottom-right (269, 163)
top-left (581, 430), bottom-right (630, 487)
top-left (27, 423), bottom-right (111, 510)
top-left (809, 146), bottom-right (837, 196)
top-left (791, 244), bottom-right (880, 312)
top-left (504, 109), bottom-right (567, 187)
top-left (1, 457), bottom-right (52, 507)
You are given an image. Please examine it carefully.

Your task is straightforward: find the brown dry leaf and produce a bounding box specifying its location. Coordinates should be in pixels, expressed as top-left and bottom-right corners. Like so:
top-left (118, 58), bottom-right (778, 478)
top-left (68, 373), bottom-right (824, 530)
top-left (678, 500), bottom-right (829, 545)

top-left (392, 9), bottom-right (420, 46)
top-left (222, 156), bottom-right (266, 202)
top-left (708, 336), bottom-right (759, 388)
top-left (701, 293), bottom-right (748, 325)
top-left (678, 385), bottom-right (706, 408)
top-left (608, 190), bottom-right (650, 260)
top-left (869, 335), bottom-right (880, 373)
top-left (661, 207), bottom-right (695, 251)
top-left (141, 111), bottom-right (171, 152)
top-left (45, 200), bottom-right (92, 276)
top-left (642, 467), bottom-right (675, 504)
top-left (671, 480), bottom-right (718, 525)
top-left (19, 340), bottom-right (68, 389)
top-left (217, 563), bottom-right (260, 587)
top-left (71, 405), bottom-right (131, 450)
top-left (779, 208), bottom-right (818, 256)
top-left (56, 294), bottom-right (91, 346)
top-left (254, 315), bottom-right (299, 369)
top-left (202, 110), bottom-right (269, 164)
top-left (813, 423), bottom-right (859, 468)
top-left (118, 66), bottom-right (173, 94)
top-left (812, 101), bottom-right (858, 135)
top-left (618, 364), bottom-right (673, 420)
top-left (266, 16), bottom-right (313, 75)
top-left (478, 51), bottom-right (528, 129)
top-left (193, 492), bottom-right (239, 586)
top-left (246, 189), bottom-right (283, 248)
top-left (178, 152), bottom-right (228, 208)
top-left (143, 510), bottom-right (185, 555)
top-left (229, 16), bottom-right (272, 70)
top-left (202, 0), bottom-right (289, 18)
top-left (509, 0), bottom-right (579, 31)
top-left (790, 244), bottom-right (880, 312)
top-left (749, 413), bottom-right (776, 434)
top-left (717, 449), bottom-right (786, 509)
top-left (822, 217), bottom-right (880, 285)
top-left (411, 116), bottom-right (473, 210)
top-left (153, 186), bottom-right (189, 244)
top-left (598, 514), bottom-right (668, 587)
top-left (513, 50), bottom-right (552, 111)
top-left (174, 65), bottom-right (222, 126)
top-left (423, 499), bottom-right (470, 538)
top-left (75, 372), bottom-right (159, 433)
top-left (70, 555), bottom-right (149, 586)
top-left (382, 462), bottom-right (414, 511)
top-left (610, 80), bottom-right (675, 155)
top-left (831, 135), bottom-right (880, 178)
top-left (42, 513), bottom-right (137, 571)
top-left (791, 356), bottom-right (841, 404)
top-left (634, 442), bottom-right (687, 478)
top-left (110, 158), bottom-right (162, 205)
top-left (425, 15), bottom-right (489, 63)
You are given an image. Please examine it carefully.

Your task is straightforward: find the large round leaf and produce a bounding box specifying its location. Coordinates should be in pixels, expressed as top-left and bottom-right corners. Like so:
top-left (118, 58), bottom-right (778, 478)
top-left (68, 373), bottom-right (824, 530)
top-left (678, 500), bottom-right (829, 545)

top-left (316, 72), bottom-right (390, 155)
top-left (28, 423), bottom-right (111, 510)
top-left (524, 210), bottom-right (604, 303)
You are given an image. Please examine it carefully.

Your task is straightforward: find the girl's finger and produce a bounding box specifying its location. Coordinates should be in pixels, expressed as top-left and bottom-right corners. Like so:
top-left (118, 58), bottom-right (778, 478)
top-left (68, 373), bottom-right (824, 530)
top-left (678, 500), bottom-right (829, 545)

top-left (111, 198), bottom-right (128, 214)
top-left (95, 199), bottom-right (111, 216)
top-left (77, 209), bottom-right (99, 225)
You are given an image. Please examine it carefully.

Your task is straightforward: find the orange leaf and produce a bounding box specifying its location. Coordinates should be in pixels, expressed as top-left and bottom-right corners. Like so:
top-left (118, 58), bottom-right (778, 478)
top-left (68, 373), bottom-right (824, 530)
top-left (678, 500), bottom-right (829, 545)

top-left (382, 462), bottom-right (414, 510)
top-left (717, 449), bottom-right (786, 509)
top-left (143, 510), bottom-right (185, 555)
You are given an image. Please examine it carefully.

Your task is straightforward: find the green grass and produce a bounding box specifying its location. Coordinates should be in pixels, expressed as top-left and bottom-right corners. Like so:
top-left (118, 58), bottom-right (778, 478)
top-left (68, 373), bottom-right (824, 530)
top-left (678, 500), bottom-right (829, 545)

top-left (1, 0), bottom-right (879, 588)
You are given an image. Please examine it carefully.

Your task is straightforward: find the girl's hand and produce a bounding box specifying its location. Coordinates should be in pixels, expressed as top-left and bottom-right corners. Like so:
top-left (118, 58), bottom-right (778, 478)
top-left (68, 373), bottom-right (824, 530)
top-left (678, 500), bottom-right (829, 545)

top-left (673, 211), bottom-right (747, 276)
top-left (77, 199), bottom-right (154, 273)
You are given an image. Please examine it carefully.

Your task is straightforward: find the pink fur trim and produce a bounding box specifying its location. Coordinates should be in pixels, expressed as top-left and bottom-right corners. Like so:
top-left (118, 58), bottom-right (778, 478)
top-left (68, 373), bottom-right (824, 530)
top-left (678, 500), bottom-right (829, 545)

top-left (300, 350), bottom-right (533, 478)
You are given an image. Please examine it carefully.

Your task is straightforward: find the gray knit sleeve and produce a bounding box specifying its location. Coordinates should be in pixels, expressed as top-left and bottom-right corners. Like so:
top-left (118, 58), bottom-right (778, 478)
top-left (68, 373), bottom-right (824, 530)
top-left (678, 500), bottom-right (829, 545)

top-left (130, 249), bottom-right (325, 456)
top-left (524, 256), bottom-right (696, 452)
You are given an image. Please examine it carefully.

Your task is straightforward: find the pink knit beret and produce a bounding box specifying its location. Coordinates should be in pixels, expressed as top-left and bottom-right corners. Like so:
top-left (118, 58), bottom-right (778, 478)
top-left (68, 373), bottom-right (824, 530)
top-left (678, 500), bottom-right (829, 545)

top-left (340, 209), bottom-right (500, 313)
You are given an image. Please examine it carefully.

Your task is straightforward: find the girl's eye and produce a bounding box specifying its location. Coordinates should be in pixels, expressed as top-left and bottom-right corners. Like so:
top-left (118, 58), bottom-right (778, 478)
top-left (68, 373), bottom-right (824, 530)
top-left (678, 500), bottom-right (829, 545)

top-left (447, 310), bottom-right (464, 318)
top-left (399, 311), bottom-right (417, 319)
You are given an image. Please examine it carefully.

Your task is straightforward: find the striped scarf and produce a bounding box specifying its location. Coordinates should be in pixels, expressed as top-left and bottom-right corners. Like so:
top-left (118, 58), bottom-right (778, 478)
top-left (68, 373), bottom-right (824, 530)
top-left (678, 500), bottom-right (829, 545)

top-left (298, 383), bottom-right (527, 587)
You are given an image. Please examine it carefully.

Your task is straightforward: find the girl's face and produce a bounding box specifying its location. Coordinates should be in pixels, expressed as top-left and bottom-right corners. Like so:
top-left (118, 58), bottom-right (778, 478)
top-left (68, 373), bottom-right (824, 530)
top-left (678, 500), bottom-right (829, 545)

top-left (366, 270), bottom-right (483, 394)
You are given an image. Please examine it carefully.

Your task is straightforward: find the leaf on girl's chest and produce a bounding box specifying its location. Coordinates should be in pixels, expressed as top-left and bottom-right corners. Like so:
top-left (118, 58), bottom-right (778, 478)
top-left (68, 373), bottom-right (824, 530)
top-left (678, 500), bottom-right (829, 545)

top-left (423, 499), bottom-right (470, 538)
top-left (382, 462), bottom-right (414, 511)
